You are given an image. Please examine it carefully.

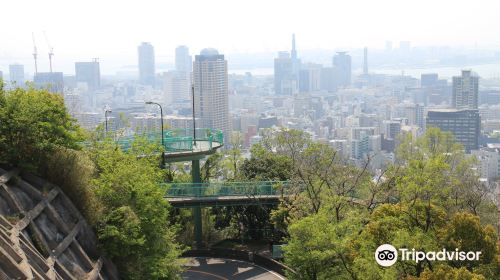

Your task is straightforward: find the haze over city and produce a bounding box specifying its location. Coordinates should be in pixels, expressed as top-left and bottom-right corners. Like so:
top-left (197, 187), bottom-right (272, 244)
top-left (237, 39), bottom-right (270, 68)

top-left (1, 1), bottom-right (500, 279)
top-left (2, 0), bottom-right (500, 75)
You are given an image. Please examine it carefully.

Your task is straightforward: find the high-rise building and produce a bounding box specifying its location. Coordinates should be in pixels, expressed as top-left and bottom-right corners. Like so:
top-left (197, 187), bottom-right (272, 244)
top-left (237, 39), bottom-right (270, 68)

top-left (75, 61), bottom-right (100, 90)
top-left (426, 109), bottom-right (480, 152)
top-left (193, 48), bottom-right (230, 137)
top-left (291, 34), bottom-right (300, 87)
top-left (320, 67), bottom-right (336, 92)
top-left (9, 64), bottom-right (24, 85)
top-left (382, 120), bottom-right (402, 140)
top-left (405, 104), bottom-right (425, 128)
top-left (421, 73), bottom-right (439, 87)
top-left (363, 47), bottom-right (368, 75)
top-left (274, 52), bottom-right (296, 95)
top-left (34, 72), bottom-right (64, 94)
top-left (274, 34), bottom-right (300, 95)
top-left (333, 52), bottom-right (351, 87)
top-left (452, 70), bottom-right (478, 109)
top-left (175, 45), bottom-right (192, 73)
top-left (299, 63), bottom-right (322, 92)
top-left (138, 42), bottom-right (155, 86)
top-left (164, 70), bottom-right (190, 104)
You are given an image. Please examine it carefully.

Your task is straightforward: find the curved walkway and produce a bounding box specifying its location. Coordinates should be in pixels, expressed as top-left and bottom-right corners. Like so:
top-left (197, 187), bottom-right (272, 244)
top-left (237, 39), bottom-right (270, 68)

top-left (182, 257), bottom-right (285, 280)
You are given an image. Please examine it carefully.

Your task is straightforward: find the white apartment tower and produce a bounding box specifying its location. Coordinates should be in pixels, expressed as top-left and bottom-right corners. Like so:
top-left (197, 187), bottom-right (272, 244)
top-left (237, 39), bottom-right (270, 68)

top-left (193, 48), bottom-right (230, 138)
top-left (452, 70), bottom-right (479, 109)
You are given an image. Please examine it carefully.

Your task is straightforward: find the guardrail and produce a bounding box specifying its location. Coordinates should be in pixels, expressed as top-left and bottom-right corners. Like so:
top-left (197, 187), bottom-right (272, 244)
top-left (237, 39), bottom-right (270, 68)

top-left (83, 128), bottom-right (224, 153)
top-left (164, 181), bottom-right (289, 198)
top-left (163, 128), bottom-right (224, 152)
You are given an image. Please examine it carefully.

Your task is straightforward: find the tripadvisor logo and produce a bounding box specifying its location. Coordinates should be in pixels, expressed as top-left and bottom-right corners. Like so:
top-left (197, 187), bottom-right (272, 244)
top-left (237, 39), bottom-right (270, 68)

top-left (375, 244), bottom-right (482, 267)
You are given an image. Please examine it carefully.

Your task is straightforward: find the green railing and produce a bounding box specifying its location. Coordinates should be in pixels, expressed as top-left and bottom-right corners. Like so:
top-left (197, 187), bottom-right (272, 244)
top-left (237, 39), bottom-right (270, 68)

top-left (89, 128), bottom-right (224, 153)
top-left (163, 128), bottom-right (224, 152)
top-left (164, 181), bottom-right (289, 198)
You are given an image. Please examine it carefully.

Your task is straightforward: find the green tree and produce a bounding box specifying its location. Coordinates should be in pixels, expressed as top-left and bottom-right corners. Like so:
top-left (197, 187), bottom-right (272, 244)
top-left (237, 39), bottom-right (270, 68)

top-left (284, 209), bottom-right (362, 280)
top-left (240, 143), bottom-right (293, 181)
top-left (410, 265), bottom-right (486, 280)
top-left (439, 212), bottom-right (498, 271)
top-left (90, 140), bottom-right (183, 279)
top-left (0, 86), bottom-right (82, 171)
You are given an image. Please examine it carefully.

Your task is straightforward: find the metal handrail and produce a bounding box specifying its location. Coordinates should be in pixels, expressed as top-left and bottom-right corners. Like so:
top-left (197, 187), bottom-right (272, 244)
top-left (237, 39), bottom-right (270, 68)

top-left (164, 181), bottom-right (290, 198)
top-left (81, 128), bottom-right (224, 153)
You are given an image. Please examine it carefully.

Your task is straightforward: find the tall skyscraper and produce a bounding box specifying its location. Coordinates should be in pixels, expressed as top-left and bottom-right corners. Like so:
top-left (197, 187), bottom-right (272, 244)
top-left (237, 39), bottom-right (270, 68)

top-left (274, 52), bottom-right (295, 95)
top-left (290, 34), bottom-right (300, 87)
top-left (291, 34), bottom-right (297, 60)
top-left (175, 45), bottom-right (192, 73)
top-left (193, 48), bottom-right (230, 137)
top-left (426, 109), bottom-right (480, 152)
top-left (75, 60), bottom-right (100, 90)
top-left (333, 52), bottom-right (351, 87)
top-left (452, 70), bottom-right (478, 109)
top-left (363, 47), bottom-right (368, 75)
top-left (138, 42), bottom-right (155, 86)
top-left (274, 34), bottom-right (301, 95)
top-left (9, 64), bottom-right (24, 85)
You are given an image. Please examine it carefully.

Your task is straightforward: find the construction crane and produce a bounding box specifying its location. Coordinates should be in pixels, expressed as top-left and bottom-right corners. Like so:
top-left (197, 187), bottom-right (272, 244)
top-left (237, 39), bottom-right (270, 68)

top-left (32, 32), bottom-right (38, 74)
top-left (43, 31), bottom-right (54, 72)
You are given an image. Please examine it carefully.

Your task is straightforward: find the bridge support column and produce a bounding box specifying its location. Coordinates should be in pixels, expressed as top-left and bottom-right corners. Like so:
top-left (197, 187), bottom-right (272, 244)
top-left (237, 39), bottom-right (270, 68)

top-left (192, 159), bottom-right (203, 248)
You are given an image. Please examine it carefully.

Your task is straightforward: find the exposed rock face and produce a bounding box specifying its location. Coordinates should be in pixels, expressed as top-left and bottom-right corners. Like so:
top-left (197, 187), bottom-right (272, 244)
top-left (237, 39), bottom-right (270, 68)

top-left (0, 167), bottom-right (119, 279)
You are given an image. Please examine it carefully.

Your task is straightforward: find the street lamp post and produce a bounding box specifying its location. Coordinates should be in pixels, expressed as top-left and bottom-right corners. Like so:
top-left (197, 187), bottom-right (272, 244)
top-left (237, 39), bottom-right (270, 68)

top-left (146, 102), bottom-right (165, 168)
top-left (191, 85), bottom-right (196, 146)
top-left (145, 101), bottom-right (164, 147)
top-left (104, 109), bottom-right (112, 135)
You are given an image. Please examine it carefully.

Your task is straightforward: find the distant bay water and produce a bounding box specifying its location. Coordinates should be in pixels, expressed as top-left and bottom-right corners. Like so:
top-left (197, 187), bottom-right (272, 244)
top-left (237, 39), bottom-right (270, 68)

top-left (228, 63), bottom-right (500, 80)
top-left (371, 63), bottom-right (500, 80)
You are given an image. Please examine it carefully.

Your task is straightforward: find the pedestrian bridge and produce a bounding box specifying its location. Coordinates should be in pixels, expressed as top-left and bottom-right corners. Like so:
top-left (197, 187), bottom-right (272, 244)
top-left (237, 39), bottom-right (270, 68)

top-left (163, 181), bottom-right (361, 208)
top-left (163, 181), bottom-right (291, 207)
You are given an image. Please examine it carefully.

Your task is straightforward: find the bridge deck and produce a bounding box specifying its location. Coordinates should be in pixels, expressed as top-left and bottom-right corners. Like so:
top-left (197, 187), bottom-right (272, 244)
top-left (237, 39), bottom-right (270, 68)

top-left (167, 195), bottom-right (281, 208)
top-left (164, 181), bottom-right (362, 208)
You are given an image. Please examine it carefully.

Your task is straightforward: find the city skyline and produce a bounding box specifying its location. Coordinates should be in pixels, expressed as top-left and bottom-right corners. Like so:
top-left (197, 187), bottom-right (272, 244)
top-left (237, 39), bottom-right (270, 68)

top-left (2, 0), bottom-right (500, 75)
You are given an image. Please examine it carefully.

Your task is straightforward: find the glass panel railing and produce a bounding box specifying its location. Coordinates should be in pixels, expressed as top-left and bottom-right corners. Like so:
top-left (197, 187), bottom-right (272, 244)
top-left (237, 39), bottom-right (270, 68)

top-left (80, 128), bottom-right (224, 153)
top-left (163, 181), bottom-right (288, 198)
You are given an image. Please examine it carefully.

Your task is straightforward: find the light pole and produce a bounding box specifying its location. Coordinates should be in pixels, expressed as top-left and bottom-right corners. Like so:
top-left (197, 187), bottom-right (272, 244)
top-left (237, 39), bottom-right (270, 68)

top-left (104, 109), bottom-right (112, 135)
top-left (191, 85), bottom-right (196, 146)
top-left (146, 101), bottom-right (165, 168)
top-left (145, 101), bottom-right (164, 147)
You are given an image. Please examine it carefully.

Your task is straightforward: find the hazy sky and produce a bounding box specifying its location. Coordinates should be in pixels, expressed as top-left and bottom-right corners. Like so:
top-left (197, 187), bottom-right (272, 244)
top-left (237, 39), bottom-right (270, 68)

top-left (2, 0), bottom-right (500, 74)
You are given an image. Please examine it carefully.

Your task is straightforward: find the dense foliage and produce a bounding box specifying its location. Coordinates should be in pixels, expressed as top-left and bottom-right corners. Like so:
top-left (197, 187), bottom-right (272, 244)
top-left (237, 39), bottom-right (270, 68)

top-left (88, 139), bottom-right (183, 279)
top-left (0, 85), bottom-right (83, 170)
top-left (255, 128), bottom-right (500, 280)
top-left (0, 86), bottom-right (183, 279)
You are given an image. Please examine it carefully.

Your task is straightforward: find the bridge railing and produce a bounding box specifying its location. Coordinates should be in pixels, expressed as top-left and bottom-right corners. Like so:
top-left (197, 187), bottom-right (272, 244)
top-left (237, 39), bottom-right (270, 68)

top-left (164, 128), bottom-right (224, 152)
top-left (164, 181), bottom-right (289, 198)
top-left (84, 128), bottom-right (224, 153)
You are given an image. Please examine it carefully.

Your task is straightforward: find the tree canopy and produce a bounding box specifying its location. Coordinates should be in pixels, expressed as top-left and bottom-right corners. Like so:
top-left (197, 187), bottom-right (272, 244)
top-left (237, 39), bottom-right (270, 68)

top-left (0, 86), bottom-right (83, 171)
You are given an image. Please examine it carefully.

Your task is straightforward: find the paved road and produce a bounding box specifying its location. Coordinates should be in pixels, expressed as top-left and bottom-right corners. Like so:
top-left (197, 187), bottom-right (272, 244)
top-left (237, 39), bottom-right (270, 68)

top-left (182, 257), bottom-right (285, 280)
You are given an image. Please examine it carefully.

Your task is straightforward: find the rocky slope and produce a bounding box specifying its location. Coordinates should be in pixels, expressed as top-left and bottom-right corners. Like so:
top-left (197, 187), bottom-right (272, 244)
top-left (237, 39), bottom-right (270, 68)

top-left (0, 167), bottom-right (119, 279)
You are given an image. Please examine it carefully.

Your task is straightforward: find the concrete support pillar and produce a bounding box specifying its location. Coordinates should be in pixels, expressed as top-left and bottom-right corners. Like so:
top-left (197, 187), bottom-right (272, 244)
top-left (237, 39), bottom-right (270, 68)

top-left (191, 159), bottom-right (203, 248)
